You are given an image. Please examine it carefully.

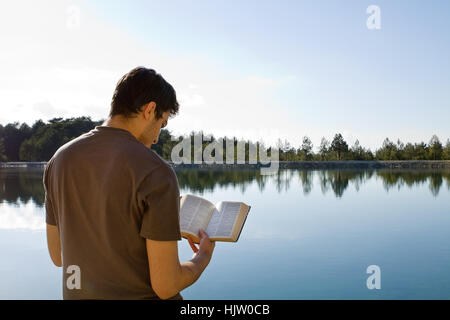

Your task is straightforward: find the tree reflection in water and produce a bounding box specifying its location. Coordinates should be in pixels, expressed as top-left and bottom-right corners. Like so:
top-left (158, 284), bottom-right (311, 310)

top-left (0, 167), bottom-right (449, 207)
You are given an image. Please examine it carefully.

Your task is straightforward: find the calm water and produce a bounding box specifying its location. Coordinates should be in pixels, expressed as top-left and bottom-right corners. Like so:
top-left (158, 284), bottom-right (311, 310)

top-left (1, 167), bottom-right (449, 299)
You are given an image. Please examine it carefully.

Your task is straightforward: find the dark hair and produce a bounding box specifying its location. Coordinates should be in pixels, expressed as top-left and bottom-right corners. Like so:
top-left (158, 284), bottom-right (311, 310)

top-left (110, 67), bottom-right (179, 119)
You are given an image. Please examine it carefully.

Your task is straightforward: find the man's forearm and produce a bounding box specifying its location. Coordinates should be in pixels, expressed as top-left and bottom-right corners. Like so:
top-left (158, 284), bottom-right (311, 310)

top-left (176, 254), bottom-right (210, 292)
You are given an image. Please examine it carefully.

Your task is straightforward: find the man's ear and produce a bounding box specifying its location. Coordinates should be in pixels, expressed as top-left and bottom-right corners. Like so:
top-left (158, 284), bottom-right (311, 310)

top-left (143, 102), bottom-right (157, 120)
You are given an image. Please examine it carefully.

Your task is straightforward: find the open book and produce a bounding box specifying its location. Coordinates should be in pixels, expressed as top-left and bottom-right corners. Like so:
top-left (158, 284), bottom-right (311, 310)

top-left (179, 194), bottom-right (251, 243)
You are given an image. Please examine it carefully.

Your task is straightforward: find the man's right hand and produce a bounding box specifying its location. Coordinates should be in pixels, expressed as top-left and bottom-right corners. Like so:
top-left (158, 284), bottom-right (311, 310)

top-left (147, 229), bottom-right (216, 300)
top-left (187, 229), bottom-right (215, 266)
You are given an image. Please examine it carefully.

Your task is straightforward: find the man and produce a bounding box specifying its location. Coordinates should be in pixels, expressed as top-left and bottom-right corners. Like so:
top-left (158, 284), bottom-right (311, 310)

top-left (44, 66), bottom-right (215, 300)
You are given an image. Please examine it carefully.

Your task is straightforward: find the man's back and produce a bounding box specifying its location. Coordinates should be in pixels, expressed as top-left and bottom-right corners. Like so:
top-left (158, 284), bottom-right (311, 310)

top-left (44, 125), bottom-right (182, 299)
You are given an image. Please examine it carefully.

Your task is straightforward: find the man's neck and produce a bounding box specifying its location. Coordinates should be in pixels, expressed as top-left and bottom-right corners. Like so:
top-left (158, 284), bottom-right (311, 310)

top-left (104, 116), bottom-right (140, 140)
top-left (103, 116), bottom-right (153, 148)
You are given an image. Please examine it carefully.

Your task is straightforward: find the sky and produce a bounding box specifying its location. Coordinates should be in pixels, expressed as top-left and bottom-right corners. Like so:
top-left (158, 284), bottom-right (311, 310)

top-left (0, 0), bottom-right (449, 151)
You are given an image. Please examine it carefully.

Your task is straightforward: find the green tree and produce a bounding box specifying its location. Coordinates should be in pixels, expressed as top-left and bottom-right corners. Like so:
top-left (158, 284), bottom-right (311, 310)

top-left (364, 149), bottom-right (375, 160)
top-left (443, 139), bottom-right (450, 160)
top-left (318, 137), bottom-right (329, 160)
top-left (395, 139), bottom-right (405, 160)
top-left (277, 138), bottom-right (296, 161)
top-left (1, 122), bottom-right (32, 161)
top-left (298, 136), bottom-right (313, 161)
top-left (402, 142), bottom-right (415, 160)
top-left (428, 135), bottom-right (443, 160)
top-left (283, 142), bottom-right (297, 161)
top-left (330, 133), bottom-right (348, 160)
top-left (376, 138), bottom-right (398, 160)
top-left (413, 142), bottom-right (428, 160)
top-left (350, 139), bottom-right (364, 160)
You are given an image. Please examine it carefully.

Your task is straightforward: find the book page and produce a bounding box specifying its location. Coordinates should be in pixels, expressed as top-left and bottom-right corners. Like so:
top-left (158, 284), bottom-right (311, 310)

top-left (205, 201), bottom-right (242, 238)
top-left (180, 194), bottom-right (216, 235)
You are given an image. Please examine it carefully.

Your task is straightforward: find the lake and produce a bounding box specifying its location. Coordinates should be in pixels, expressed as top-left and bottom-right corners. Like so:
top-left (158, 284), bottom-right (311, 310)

top-left (1, 167), bottom-right (449, 299)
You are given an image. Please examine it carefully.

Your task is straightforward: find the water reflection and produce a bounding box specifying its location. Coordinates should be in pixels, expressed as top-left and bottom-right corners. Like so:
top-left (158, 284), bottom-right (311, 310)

top-left (177, 168), bottom-right (450, 198)
top-left (376, 170), bottom-right (449, 196)
top-left (0, 167), bottom-right (46, 206)
top-left (1, 168), bottom-right (449, 208)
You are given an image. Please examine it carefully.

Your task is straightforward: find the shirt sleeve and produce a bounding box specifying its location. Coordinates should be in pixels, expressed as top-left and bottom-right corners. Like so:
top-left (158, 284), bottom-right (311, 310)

top-left (43, 159), bottom-right (57, 226)
top-left (137, 164), bottom-right (182, 241)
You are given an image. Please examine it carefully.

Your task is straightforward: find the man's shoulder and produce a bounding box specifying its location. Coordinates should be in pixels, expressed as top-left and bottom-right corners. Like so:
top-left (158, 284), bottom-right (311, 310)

top-left (125, 140), bottom-right (172, 170)
top-left (46, 128), bottom-right (175, 178)
top-left (52, 129), bottom-right (94, 155)
top-left (134, 151), bottom-right (179, 200)
top-left (138, 149), bottom-right (177, 180)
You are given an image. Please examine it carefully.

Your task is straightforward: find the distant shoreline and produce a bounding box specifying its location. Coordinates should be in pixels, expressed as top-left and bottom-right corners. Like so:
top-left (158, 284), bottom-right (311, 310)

top-left (2, 160), bottom-right (450, 169)
top-left (171, 160), bottom-right (450, 170)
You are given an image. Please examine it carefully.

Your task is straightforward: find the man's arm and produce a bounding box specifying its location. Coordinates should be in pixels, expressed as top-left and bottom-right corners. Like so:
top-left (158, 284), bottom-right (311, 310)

top-left (43, 159), bottom-right (61, 267)
top-left (46, 224), bottom-right (62, 267)
top-left (146, 229), bottom-right (215, 300)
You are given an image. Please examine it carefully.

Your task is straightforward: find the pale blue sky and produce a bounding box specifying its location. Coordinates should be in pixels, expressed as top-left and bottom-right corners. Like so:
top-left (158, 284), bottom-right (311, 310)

top-left (1, 0), bottom-right (449, 150)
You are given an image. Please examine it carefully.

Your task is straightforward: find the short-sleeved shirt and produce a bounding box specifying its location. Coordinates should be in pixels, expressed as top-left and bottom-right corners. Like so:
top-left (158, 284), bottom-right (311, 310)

top-left (43, 125), bottom-right (182, 300)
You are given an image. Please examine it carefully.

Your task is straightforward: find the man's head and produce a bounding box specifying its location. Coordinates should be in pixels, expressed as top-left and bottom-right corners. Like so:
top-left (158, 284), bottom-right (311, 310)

top-left (109, 67), bottom-right (179, 147)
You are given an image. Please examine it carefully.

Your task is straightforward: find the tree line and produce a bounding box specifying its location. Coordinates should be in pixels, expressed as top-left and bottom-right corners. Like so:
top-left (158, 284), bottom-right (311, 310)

top-left (0, 117), bottom-right (103, 162)
top-left (0, 117), bottom-right (449, 162)
top-left (277, 134), bottom-right (450, 161)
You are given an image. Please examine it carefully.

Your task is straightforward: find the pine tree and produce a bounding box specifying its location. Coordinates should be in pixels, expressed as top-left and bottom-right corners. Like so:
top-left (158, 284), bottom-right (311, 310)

top-left (299, 136), bottom-right (313, 160)
top-left (319, 137), bottom-right (329, 160)
top-left (428, 135), bottom-right (443, 160)
top-left (330, 133), bottom-right (349, 160)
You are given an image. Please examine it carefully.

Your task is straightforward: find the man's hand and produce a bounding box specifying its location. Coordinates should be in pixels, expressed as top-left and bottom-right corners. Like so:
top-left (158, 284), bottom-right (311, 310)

top-left (187, 229), bottom-right (215, 265)
top-left (147, 229), bottom-right (215, 299)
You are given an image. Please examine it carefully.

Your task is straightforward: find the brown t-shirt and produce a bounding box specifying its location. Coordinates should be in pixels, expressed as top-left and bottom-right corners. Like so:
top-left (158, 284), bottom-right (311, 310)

top-left (43, 125), bottom-right (183, 300)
